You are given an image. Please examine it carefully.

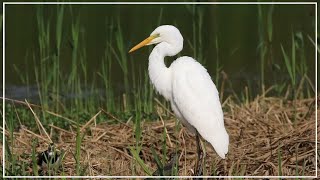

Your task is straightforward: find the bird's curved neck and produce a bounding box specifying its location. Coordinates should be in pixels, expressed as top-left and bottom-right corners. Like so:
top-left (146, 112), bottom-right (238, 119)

top-left (148, 43), bottom-right (173, 100)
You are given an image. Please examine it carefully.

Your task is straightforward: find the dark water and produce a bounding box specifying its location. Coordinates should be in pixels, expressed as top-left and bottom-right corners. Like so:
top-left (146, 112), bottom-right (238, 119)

top-left (4, 4), bottom-right (316, 101)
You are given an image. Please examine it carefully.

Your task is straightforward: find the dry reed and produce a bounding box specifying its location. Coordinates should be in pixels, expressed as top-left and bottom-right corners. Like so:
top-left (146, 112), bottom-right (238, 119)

top-left (1, 96), bottom-right (317, 176)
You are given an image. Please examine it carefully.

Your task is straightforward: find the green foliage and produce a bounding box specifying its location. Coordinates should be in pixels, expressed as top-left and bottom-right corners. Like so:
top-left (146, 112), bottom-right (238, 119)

top-left (113, 18), bottom-right (130, 111)
top-left (75, 121), bottom-right (86, 175)
top-left (214, 35), bottom-right (223, 88)
top-left (257, 4), bottom-right (275, 93)
top-left (31, 139), bottom-right (39, 176)
top-left (134, 111), bottom-right (142, 146)
top-left (186, 4), bottom-right (206, 64)
top-left (281, 32), bottom-right (296, 88)
top-left (9, 4), bottom-right (315, 120)
top-left (151, 146), bottom-right (164, 176)
top-left (129, 147), bottom-right (153, 175)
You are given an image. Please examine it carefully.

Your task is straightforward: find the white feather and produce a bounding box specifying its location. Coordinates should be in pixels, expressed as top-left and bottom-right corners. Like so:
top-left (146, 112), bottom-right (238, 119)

top-left (170, 57), bottom-right (229, 158)
top-left (132, 25), bottom-right (229, 159)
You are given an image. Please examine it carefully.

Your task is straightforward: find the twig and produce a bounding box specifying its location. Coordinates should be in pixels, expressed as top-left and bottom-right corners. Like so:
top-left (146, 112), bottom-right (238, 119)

top-left (46, 111), bottom-right (77, 125)
top-left (80, 110), bottom-right (102, 132)
top-left (304, 74), bottom-right (315, 93)
top-left (1, 97), bottom-right (77, 125)
top-left (157, 109), bottom-right (173, 148)
top-left (12, 101), bottom-right (23, 126)
top-left (154, 98), bottom-right (175, 116)
top-left (25, 99), bottom-right (52, 143)
top-left (48, 124), bottom-right (75, 135)
top-left (22, 127), bottom-right (51, 143)
top-left (0, 126), bottom-right (9, 136)
top-left (92, 132), bottom-right (108, 142)
top-left (1, 97), bottom-right (42, 108)
top-left (16, 137), bottom-right (32, 148)
top-left (100, 108), bottom-right (131, 128)
top-left (107, 145), bottom-right (133, 160)
top-left (222, 95), bottom-right (231, 107)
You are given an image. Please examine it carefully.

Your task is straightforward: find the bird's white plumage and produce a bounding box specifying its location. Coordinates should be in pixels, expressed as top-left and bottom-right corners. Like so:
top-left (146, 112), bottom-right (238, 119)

top-left (170, 57), bottom-right (229, 158)
top-left (131, 25), bottom-right (229, 159)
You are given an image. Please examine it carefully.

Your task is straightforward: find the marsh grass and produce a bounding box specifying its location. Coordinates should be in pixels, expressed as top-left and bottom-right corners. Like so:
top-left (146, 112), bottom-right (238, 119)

top-left (3, 4), bottom-right (317, 177)
top-left (2, 96), bottom-right (316, 176)
top-left (31, 140), bottom-right (39, 176)
top-left (9, 4), bottom-right (315, 119)
top-left (98, 18), bottom-right (116, 112)
top-left (54, 4), bottom-right (64, 112)
top-left (214, 35), bottom-right (223, 89)
top-left (113, 18), bottom-right (130, 111)
top-left (281, 32), bottom-right (297, 95)
top-left (185, 4), bottom-right (206, 65)
top-left (35, 5), bottom-right (51, 122)
top-left (257, 4), bottom-right (275, 95)
top-left (75, 122), bottom-right (86, 175)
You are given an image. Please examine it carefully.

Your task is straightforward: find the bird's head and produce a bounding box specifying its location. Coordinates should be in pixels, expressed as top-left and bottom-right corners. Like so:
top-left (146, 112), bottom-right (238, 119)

top-left (129, 25), bottom-right (183, 53)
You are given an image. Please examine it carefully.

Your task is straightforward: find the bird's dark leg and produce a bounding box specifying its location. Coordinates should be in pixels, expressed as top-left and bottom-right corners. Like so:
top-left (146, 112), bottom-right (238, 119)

top-left (194, 131), bottom-right (203, 177)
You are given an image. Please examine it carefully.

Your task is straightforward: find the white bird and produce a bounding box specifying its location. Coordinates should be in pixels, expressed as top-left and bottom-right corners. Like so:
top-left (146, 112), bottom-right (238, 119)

top-left (129, 25), bottom-right (229, 161)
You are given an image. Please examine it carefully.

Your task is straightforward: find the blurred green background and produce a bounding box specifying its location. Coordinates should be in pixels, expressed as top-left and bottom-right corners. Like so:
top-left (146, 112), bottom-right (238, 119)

top-left (4, 3), bottom-right (317, 117)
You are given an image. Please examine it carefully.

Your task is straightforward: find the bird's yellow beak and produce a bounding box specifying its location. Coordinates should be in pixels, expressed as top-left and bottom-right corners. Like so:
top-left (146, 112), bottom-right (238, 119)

top-left (129, 35), bottom-right (156, 53)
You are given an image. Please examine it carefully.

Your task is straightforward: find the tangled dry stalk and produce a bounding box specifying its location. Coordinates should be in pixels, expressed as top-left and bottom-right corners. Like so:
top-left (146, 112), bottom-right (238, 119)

top-left (1, 96), bottom-right (318, 177)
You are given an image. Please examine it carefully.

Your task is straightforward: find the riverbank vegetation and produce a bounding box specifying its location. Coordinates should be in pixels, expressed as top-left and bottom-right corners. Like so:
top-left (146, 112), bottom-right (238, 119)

top-left (1, 4), bottom-right (317, 177)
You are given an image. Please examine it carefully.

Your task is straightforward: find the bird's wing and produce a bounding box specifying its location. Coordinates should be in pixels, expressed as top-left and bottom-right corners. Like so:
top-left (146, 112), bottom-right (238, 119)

top-left (171, 57), bottom-right (229, 158)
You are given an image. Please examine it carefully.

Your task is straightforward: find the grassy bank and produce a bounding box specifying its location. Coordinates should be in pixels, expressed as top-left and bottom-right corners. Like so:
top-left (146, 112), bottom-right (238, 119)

top-left (1, 95), bottom-right (317, 176)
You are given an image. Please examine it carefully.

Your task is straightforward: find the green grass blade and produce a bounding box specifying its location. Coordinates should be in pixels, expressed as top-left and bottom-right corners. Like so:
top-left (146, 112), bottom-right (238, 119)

top-left (31, 140), bottom-right (39, 176)
top-left (267, 4), bottom-right (274, 42)
top-left (157, 8), bottom-right (163, 26)
top-left (161, 128), bottom-right (167, 165)
top-left (135, 112), bottom-right (142, 146)
top-left (291, 31), bottom-right (296, 86)
top-left (307, 35), bottom-right (320, 53)
top-left (129, 147), bottom-right (152, 175)
top-left (281, 44), bottom-right (294, 85)
top-left (56, 5), bottom-right (64, 53)
top-left (151, 146), bottom-right (164, 175)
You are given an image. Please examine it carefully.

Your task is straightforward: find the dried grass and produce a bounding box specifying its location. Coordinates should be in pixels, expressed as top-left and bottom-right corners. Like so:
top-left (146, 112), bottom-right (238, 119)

top-left (2, 96), bottom-right (317, 176)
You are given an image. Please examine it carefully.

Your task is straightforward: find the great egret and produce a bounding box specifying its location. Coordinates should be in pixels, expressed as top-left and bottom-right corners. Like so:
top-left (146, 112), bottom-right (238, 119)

top-left (129, 25), bottom-right (229, 168)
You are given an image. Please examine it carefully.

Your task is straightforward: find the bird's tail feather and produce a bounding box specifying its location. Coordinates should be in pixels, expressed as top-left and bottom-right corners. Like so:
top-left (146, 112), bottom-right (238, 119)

top-left (210, 128), bottom-right (229, 159)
